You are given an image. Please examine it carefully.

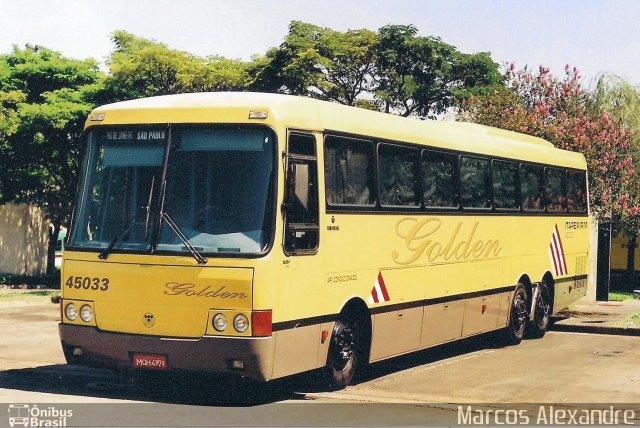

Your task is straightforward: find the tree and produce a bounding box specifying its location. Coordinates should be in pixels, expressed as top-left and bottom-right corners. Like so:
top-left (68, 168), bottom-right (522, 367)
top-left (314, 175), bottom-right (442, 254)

top-left (374, 25), bottom-right (501, 117)
top-left (251, 22), bottom-right (501, 117)
top-left (460, 64), bottom-right (637, 223)
top-left (105, 31), bottom-right (251, 101)
top-left (593, 74), bottom-right (640, 270)
top-left (250, 21), bottom-right (377, 106)
top-left (0, 46), bottom-right (103, 273)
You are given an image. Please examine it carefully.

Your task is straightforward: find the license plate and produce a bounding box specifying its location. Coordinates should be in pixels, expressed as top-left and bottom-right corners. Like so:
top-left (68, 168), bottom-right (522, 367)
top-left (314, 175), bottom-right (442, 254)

top-left (132, 354), bottom-right (168, 370)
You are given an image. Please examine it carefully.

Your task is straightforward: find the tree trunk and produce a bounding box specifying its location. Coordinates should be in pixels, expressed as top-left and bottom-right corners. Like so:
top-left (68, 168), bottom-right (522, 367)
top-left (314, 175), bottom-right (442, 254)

top-left (627, 233), bottom-right (637, 273)
top-left (47, 223), bottom-right (61, 275)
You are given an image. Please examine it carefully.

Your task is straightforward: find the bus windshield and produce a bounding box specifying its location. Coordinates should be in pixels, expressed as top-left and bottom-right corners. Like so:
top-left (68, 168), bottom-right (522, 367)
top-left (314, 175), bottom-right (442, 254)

top-left (69, 125), bottom-right (276, 256)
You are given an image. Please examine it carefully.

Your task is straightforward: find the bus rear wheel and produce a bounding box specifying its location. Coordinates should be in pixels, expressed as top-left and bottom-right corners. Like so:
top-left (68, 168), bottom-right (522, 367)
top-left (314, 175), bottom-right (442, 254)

top-left (502, 284), bottom-right (528, 346)
top-left (528, 282), bottom-right (552, 338)
top-left (325, 318), bottom-right (360, 390)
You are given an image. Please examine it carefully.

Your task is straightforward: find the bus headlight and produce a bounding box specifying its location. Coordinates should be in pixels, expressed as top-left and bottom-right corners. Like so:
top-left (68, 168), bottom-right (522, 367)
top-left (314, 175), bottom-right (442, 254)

top-left (65, 303), bottom-right (78, 321)
top-left (80, 305), bottom-right (94, 323)
top-left (212, 313), bottom-right (228, 332)
top-left (233, 314), bottom-right (249, 333)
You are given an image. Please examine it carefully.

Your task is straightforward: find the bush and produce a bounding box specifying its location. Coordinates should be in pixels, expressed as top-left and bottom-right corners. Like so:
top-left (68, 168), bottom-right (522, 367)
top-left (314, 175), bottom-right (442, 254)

top-left (0, 271), bottom-right (61, 289)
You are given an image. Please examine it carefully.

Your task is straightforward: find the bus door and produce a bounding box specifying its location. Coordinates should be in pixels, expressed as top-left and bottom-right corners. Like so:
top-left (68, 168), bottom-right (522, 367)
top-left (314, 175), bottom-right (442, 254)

top-left (271, 131), bottom-right (322, 379)
top-left (283, 132), bottom-right (319, 253)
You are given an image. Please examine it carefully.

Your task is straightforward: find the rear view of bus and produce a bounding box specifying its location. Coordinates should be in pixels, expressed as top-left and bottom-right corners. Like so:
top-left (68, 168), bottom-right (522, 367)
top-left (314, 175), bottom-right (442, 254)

top-left (59, 95), bottom-right (278, 380)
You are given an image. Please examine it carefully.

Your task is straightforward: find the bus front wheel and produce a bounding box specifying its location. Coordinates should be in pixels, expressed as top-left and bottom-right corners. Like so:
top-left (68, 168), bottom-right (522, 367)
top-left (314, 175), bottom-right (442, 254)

top-left (502, 284), bottom-right (528, 346)
top-left (325, 319), bottom-right (360, 390)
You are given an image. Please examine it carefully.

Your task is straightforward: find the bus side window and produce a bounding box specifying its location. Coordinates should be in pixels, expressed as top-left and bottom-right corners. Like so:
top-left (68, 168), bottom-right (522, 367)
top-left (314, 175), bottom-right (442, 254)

top-left (284, 133), bottom-right (319, 255)
top-left (492, 160), bottom-right (519, 210)
top-left (378, 144), bottom-right (419, 207)
top-left (545, 168), bottom-right (567, 213)
top-left (567, 170), bottom-right (588, 213)
top-left (460, 156), bottom-right (492, 209)
top-left (324, 136), bottom-right (375, 206)
top-left (422, 150), bottom-right (459, 208)
top-left (520, 164), bottom-right (544, 212)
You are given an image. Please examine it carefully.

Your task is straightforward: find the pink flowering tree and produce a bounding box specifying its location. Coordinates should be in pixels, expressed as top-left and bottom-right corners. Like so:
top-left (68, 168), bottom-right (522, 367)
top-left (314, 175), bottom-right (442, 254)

top-left (461, 64), bottom-right (638, 225)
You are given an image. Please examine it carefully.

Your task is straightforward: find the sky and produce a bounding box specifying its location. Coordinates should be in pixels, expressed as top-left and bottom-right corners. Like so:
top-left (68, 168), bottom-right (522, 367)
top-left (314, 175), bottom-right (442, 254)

top-left (1, 0), bottom-right (639, 88)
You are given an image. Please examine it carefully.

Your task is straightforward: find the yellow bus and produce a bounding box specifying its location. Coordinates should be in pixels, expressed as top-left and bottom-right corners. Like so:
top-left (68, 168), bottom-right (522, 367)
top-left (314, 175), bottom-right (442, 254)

top-left (59, 93), bottom-right (589, 389)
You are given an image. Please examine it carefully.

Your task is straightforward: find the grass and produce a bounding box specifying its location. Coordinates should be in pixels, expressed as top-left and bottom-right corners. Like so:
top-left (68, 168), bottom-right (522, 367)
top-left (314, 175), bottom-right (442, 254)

top-left (0, 290), bottom-right (60, 300)
top-left (609, 291), bottom-right (640, 301)
top-left (615, 313), bottom-right (640, 328)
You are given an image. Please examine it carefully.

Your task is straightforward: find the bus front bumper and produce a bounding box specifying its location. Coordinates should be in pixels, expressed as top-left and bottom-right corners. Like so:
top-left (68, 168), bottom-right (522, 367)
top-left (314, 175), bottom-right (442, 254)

top-left (58, 324), bottom-right (274, 381)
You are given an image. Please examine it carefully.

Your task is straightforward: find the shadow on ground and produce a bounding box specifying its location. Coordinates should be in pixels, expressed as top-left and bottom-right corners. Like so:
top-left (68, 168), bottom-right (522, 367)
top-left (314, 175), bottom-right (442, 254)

top-left (0, 364), bottom-right (300, 406)
top-left (0, 331), bottom-right (523, 406)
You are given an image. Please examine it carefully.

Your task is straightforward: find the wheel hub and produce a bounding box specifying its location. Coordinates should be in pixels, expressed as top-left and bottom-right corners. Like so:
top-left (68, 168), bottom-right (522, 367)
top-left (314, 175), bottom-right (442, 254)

top-left (332, 325), bottom-right (355, 371)
top-left (514, 295), bottom-right (528, 330)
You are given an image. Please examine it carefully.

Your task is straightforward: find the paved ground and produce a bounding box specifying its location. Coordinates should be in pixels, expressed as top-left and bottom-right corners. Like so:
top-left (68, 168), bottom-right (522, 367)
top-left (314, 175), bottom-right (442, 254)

top-left (0, 295), bottom-right (639, 425)
top-left (310, 331), bottom-right (640, 404)
top-left (553, 297), bottom-right (640, 335)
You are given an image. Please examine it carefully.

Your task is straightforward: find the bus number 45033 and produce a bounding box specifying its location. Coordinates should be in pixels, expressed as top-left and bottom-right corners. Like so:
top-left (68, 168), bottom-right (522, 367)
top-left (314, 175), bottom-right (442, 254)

top-left (65, 276), bottom-right (109, 291)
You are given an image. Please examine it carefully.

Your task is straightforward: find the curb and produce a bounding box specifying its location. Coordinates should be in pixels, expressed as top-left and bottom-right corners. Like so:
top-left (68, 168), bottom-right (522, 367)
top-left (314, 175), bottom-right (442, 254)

top-left (550, 322), bottom-right (640, 337)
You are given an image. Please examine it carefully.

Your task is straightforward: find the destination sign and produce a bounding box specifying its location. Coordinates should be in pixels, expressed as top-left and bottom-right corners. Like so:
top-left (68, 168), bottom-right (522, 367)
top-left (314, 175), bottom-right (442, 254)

top-left (101, 129), bottom-right (166, 143)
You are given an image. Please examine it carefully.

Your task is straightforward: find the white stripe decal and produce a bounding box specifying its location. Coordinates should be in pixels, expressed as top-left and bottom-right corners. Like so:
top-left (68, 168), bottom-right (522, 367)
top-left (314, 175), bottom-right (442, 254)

top-left (374, 280), bottom-right (384, 302)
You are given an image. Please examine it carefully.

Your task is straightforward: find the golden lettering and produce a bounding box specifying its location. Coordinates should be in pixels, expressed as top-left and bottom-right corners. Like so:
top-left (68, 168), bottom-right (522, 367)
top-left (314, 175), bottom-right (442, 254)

top-left (484, 240), bottom-right (502, 257)
top-left (442, 222), bottom-right (462, 260)
top-left (392, 218), bottom-right (442, 264)
top-left (472, 240), bottom-right (485, 258)
top-left (164, 282), bottom-right (248, 299)
top-left (393, 218), bottom-right (502, 265)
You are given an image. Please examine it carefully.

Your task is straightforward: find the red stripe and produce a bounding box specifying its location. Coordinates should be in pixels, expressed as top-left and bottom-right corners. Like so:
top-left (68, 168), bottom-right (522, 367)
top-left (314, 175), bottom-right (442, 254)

top-left (550, 243), bottom-right (560, 275)
top-left (378, 272), bottom-right (390, 302)
top-left (554, 225), bottom-right (568, 274)
top-left (552, 233), bottom-right (566, 275)
top-left (553, 233), bottom-right (567, 275)
top-left (551, 234), bottom-right (565, 275)
top-left (551, 235), bottom-right (561, 274)
top-left (370, 286), bottom-right (379, 303)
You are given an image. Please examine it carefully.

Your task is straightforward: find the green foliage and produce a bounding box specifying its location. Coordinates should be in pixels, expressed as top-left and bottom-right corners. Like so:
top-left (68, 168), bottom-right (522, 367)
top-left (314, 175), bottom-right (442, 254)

top-left (0, 46), bottom-right (103, 273)
top-left (594, 74), bottom-right (640, 132)
top-left (251, 22), bottom-right (500, 117)
top-left (375, 25), bottom-right (501, 117)
top-left (609, 291), bottom-right (640, 301)
top-left (250, 21), bottom-right (378, 105)
top-left (106, 31), bottom-right (251, 101)
top-left (593, 74), bottom-right (640, 235)
top-left (1, 46), bottom-right (99, 103)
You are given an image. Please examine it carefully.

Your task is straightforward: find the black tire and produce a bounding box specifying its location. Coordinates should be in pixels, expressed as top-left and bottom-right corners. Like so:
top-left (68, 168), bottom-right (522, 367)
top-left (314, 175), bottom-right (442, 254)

top-left (528, 282), bottom-right (552, 338)
top-left (502, 284), bottom-right (528, 346)
top-left (325, 318), bottom-right (360, 390)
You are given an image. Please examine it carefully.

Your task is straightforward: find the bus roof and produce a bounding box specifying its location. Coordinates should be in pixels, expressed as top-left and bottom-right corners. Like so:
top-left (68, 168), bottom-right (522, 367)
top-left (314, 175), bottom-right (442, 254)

top-left (87, 92), bottom-right (587, 170)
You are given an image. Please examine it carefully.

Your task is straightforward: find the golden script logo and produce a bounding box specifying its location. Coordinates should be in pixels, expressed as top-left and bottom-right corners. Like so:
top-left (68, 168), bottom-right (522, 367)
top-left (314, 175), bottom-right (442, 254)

top-left (392, 218), bottom-right (502, 265)
top-left (164, 282), bottom-right (248, 299)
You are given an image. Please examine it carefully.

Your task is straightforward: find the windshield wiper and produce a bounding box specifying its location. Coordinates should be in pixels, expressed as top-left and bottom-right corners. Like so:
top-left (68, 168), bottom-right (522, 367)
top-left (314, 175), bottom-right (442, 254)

top-left (99, 176), bottom-right (157, 261)
top-left (98, 208), bottom-right (146, 260)
top-left (160, 212), bottom-right (208, 265)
